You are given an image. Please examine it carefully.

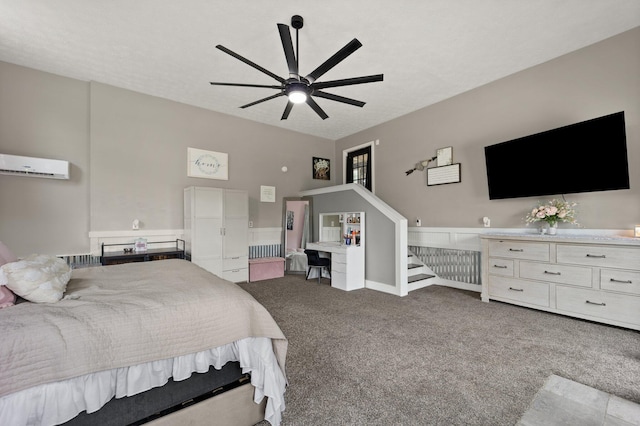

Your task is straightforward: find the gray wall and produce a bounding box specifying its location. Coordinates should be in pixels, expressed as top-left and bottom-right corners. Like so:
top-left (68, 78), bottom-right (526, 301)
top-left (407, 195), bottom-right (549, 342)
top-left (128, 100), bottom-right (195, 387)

top-left (88, 82), bottom-right (333, 232)
top-left (0, 64), bottom-right (333, 257)
top-left (0, 62), bottom-right (90, 256)
top-left (2, 27), bottom-right (638, 257)
top-left (336, 27), bottom-right (640, 231)
top-left (311, 190), bottom-right (396, 287)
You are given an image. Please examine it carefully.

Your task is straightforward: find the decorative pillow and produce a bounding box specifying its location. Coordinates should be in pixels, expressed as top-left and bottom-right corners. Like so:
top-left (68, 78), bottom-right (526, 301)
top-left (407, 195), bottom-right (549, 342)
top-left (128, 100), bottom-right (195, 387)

top-left (0, 254), bottom-right (71, 303)
top-left (0, 241), bottom-right (18, 263)
top-left (0, 285), bottom-right (16, 308)
top-left (0, 243), bottom-right (17, 308)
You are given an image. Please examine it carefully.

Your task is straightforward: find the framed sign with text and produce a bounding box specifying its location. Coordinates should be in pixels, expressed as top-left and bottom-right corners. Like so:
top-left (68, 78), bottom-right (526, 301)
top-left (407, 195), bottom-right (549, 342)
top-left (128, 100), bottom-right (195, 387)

top-left (188, 148), bottom-right (228, 180)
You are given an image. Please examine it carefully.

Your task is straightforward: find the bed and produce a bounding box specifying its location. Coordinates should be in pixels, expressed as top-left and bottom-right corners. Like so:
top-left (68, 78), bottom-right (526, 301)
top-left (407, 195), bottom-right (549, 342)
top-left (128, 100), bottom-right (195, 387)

top-left (0, 257), bottom-right (287, 426)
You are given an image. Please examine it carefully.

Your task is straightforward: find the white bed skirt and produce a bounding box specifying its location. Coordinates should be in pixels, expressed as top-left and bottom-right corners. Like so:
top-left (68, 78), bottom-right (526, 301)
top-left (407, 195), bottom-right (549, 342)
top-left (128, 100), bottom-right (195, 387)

top-left (0, 337), bottom-right (286, 426)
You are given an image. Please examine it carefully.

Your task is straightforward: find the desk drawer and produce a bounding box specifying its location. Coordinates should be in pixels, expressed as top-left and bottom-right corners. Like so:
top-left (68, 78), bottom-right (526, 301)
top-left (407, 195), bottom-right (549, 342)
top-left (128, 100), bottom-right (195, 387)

top-left (600, 269), bottom-right (640, 296)
top-left (556, 286), bottom-right (640, 327)
top-left (488, 258), bottom-right (514, 277)
top-left (557, 244), bottom-right (640, 270)
top-left (520, 261), bottom-right (592, 287)
top-left (488, 276), bottom-right (549, 307)
top-left (489, 240), bottom-right (549, 261)
top-left (331, 253), bottom-right (346, 264)
top-left (332, 260), bottom-right (347, 273)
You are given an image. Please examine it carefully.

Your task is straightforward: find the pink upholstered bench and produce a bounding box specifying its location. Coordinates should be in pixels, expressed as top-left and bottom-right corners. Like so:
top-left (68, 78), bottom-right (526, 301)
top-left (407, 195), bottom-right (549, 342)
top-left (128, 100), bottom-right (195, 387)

top-left (248, 257), bottom-right (285, 282)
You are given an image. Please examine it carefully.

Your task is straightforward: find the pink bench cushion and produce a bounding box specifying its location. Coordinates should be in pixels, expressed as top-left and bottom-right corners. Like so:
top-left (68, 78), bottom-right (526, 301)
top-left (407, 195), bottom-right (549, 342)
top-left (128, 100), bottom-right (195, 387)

top-left (249, 257), bottom-right (285, 282)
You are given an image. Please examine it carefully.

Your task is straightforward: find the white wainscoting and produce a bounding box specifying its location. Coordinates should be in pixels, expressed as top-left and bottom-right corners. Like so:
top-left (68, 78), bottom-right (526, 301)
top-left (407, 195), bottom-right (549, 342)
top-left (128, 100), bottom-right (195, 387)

top-left (248, 227), bottom-right (282, 245)
top-left (89, 229), bottom-right (185, 255)
top-left (89, 228), bottom-right (283, 255)
top-left (408, 227), bottom-right (635, 252)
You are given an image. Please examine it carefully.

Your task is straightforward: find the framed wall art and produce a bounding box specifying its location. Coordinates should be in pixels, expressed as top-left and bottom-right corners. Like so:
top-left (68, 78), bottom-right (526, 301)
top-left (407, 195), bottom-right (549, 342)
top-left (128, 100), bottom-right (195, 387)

top-left (313, 157), bottom-right (330, 180)
top-left (436, 147), bottom-right (453, 167)
top-left (187, 147), bottom-right (228, 180)
top-left (260, 185), bottom-right (276, 203)
top-left (427, 163), bottom-right (461, 186)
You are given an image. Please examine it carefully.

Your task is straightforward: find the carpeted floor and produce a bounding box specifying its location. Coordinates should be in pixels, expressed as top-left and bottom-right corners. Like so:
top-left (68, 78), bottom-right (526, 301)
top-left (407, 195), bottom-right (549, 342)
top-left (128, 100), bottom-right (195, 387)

top-left (239, 275), bottom-right (640, 426)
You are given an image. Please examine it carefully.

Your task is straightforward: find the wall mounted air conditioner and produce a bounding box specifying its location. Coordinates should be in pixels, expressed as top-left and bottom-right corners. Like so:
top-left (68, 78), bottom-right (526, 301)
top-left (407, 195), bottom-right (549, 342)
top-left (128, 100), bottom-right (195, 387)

top-left (0, 154), bottom-right (70, 179)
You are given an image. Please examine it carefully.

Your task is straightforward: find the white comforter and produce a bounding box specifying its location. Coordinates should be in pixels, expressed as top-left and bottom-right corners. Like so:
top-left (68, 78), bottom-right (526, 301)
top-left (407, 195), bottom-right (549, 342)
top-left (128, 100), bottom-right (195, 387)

top-left (0, 259), bottom-right (287, 426)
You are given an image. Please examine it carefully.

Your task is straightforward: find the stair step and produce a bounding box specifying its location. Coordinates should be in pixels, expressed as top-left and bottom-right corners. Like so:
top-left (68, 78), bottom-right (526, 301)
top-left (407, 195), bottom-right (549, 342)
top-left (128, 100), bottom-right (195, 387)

top-left (408, 263), bottom-right (422, 270)
top-left (408, 273), bottom-right (435, 283)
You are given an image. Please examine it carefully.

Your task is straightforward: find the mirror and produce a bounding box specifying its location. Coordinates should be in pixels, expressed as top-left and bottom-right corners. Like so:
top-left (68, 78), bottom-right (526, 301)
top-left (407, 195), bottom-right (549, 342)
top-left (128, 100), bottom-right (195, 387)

top-left (281, 197), bottom-right (313, 272)
top-left (319, 213), bottom-right (341, 242)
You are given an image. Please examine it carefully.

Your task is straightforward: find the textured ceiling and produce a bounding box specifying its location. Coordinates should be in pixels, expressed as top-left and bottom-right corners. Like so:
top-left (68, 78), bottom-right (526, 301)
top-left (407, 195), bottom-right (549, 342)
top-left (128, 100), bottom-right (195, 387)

top-left (1, 1), bottom-right (639, 140)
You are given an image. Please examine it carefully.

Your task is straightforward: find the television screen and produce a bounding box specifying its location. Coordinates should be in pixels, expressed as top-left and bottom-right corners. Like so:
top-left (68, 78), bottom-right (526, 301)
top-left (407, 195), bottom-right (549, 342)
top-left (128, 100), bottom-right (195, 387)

top-left (484, 111), bottom-right (629, 200)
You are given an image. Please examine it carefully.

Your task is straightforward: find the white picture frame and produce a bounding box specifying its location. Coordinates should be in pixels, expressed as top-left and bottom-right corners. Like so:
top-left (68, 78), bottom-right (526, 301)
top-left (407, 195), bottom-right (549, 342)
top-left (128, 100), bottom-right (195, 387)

top-left (260, 185), bottom-right (276, 203)
top-left (427, 163), bottom-right (461, 186)
top-left (436, 147), bottom-right (453, 167)
top-left (187, 147), bottom-right (228, 180)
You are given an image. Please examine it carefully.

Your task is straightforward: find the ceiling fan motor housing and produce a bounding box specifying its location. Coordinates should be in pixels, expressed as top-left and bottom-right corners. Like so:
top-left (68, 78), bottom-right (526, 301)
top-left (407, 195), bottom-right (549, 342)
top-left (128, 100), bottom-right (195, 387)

top-left (291, 15), bottom-right (304, 29)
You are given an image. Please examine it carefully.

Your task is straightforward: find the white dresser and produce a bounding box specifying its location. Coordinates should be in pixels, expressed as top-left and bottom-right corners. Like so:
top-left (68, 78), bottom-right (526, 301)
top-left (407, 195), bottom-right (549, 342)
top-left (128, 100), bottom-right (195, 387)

top-left (480, 234), bottom-right (640, 331)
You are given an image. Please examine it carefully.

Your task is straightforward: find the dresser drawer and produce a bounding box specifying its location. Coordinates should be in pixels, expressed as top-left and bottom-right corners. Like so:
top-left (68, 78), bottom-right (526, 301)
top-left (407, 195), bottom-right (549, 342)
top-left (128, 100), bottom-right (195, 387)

top-left (488, 240), bottom-right (549, 261)
top-left (520, 261), bottom-right (592, 288)
top-left (557, 244), bottom-right (640, 270)
top-left (488, 258), bottom-right (514, 277)
top-left (221, 268), bottom-right (248, 283)
top-left (600, 269), bottom-right (640, 296)
top-left (556, 286), bottom-right (640, 327)
top-left (224, 256), bottom-right (248, 271)
top-left (488, 276), bottom-right (549, 307)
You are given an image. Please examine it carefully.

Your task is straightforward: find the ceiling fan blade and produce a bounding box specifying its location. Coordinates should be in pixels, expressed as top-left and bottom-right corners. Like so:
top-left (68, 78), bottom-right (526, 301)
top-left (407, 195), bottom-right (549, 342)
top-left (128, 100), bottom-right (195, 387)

top-left (306, 97), bottom-right (328, 120)
top-left (312, 74), bottom-right (384, 90)
top-left (216, 45), bottom-right (285, 83)
top-left (305, 38), bottom-right (362, 83)
top-left (277, 24), bottom-right (298, 76)
top-left (210, 82), bottom-right (282, 89)
top-left (281, 101), bottom-right (294, 120)
top-left (240, 92), bottom-right (285, 109)
top-left (313, 91), bottom-right (366, 107)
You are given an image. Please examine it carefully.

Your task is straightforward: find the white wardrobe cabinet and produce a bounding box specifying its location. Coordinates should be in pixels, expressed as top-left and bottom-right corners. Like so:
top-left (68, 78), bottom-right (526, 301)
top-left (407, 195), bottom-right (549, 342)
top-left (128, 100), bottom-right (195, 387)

top-left (184, 187), bottom-right (248, 282)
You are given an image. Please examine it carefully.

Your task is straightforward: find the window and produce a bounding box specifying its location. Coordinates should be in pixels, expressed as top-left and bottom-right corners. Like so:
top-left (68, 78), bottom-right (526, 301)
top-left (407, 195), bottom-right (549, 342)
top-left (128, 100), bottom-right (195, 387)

top-left (346, 146), bottom-right (372, 191)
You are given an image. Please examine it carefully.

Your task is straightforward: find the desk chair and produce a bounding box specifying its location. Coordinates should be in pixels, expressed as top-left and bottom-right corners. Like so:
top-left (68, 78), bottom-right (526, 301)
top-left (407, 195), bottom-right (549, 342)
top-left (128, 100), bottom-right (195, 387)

top-left (304, 249), bottom-right (331, 283)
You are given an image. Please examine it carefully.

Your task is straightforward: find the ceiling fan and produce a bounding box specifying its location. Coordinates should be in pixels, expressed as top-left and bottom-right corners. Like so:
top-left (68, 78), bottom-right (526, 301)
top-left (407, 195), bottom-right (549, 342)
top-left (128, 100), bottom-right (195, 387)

top-left (210, 15), bottom-right (383, 120)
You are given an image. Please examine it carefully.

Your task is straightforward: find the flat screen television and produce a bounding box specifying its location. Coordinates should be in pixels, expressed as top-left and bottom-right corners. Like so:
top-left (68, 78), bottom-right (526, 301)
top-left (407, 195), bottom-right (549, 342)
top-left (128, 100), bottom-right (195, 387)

top-left (484, 111), bottom-right (629, 200)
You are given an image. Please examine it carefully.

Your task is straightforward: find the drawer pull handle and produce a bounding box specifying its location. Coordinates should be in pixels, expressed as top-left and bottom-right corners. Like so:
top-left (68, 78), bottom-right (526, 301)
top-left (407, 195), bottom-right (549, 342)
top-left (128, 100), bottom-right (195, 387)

top-left (586, 300), bottom-right (606, 306)
top-left (586, 254), bottom-right (606, 258)
top-left (609, 278), bottom-right (632, 284)
top-left (232, 269), bottom-right (240, 272)
top-left (508, 287), bottom-right (524, 292)
top-left (544, 270), bottom-right (561, 275)
top-left (509, 248), bottom-right (524, 252)
top-left (493, 265), bottom-right (508, 269)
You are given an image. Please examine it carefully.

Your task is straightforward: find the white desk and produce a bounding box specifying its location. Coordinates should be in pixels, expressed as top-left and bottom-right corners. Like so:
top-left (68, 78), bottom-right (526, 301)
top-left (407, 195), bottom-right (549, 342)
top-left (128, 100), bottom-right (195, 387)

top-left (306, 241), bottom-right (364, 291)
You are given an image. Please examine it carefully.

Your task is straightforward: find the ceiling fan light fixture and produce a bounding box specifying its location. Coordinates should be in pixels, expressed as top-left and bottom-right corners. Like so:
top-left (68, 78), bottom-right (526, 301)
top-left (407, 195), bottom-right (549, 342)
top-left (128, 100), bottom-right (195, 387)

top-left (285, 80), bottom-right (309, 104)
top-left (288, 90), bottom-right (307, 104)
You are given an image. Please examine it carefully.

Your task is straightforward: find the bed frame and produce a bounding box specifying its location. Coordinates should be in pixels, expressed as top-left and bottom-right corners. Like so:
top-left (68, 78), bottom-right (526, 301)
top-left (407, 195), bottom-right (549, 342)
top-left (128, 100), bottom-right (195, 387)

top-left (63, 362), bottom-right (265, 426)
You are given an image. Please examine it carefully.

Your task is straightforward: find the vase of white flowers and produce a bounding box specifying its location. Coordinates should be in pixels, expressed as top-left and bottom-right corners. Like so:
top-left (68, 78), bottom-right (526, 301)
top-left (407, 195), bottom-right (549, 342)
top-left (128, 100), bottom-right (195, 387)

top-left (525, 199), bottom-right (578, 234)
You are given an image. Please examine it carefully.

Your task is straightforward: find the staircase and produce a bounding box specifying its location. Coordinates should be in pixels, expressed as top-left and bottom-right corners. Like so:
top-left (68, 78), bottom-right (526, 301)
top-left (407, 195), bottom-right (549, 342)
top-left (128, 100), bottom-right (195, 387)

top-left (407, 249), bottom-right (436, 292)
